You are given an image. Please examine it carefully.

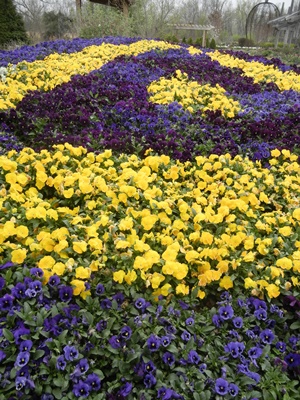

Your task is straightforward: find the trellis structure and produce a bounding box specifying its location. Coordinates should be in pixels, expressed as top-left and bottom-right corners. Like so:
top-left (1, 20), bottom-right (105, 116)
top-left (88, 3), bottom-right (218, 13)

top-left (246, 0), bottom-right (281, 44)
top-left (167, 24), bottom-right (214, 47)
top-left (268, 9), bottom-right (300, 46)
top-left (76, 0), bottom-right (133, 16)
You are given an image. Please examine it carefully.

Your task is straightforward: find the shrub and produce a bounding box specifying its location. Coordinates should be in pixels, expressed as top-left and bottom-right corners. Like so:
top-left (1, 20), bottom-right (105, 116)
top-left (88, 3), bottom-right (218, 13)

top-left (209, 38), bottom-right (216, 49)
top-left (0, 0), bottom-right (28, 48)
top-left (238, 37), bottom-right (255, 47)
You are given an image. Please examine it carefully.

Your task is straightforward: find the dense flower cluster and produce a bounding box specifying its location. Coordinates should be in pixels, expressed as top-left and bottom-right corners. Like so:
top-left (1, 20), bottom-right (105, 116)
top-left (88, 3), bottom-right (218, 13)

top-left (0, 36), bottom-right (300, 399)
top-left (0, 37), bottom-right (141, 68)
top-left (147, 69), bottom-right (241, 117)
top-left (0, 258), bottom-right (300, 399)
top-left (0, 40), bottom-right (299, 161)
top-left (0, 40), bottom-right (180, 110)
top-left (1, 144), bottom-right (300, 300)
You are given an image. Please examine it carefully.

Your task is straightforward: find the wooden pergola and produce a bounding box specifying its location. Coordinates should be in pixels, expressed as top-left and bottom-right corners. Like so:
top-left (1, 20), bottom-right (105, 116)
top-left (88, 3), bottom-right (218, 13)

top-left (167, 24), bottom-right (214, 47)
top-left (268, 9), bottom-right (300, 46)
top-left (76, 0), bottom-right (133, 16)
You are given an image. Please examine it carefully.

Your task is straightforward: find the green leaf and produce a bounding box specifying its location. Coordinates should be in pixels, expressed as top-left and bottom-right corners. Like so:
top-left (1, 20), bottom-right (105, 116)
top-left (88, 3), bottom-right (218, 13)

top-left (53, 388), bottom-right (63, 399)
top-left (23, 301), bottom-right (31, 315)
top-left (83, 311), bottom-right (94, 325)
top-left (193, 393), bottom-right (200, 400)
top-left (263, 389), bottom-right (273, 400)
top-left (33, 350), bottom-right (45, 360)
top-left (290, 321), bottom-right (300, 330)
top-left (36, 312), bottom-right (45, 326)
top-left (3, 328), bottom-right (14, 342)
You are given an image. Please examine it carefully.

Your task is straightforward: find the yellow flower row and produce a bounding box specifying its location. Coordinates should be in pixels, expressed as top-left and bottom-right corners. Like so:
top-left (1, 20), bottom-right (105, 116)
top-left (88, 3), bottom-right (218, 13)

top-left (147, 69), bottom-right (241, 117)
top-left (0, 40), bottom-right (181, 110)
top-left (207, 50), bottom-right (300, 92)
top-left (1, 144), bottom-right (300, 300)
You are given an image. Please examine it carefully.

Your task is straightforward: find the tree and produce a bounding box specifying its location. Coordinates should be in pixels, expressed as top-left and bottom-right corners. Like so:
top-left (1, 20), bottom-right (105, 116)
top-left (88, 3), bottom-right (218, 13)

top-left (43, 10), bottom-right (72, 40)
top-left (0, 0), bottom-right (28, 47)
top-left (14, 0), bottom-right (49, 42)
top-left (78, 2), bottom-right (133, 38)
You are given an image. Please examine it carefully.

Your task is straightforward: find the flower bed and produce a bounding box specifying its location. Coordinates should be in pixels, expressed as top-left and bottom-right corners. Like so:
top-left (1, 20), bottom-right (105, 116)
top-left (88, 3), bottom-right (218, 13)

top-left (0, 37), bottom-right (300, 399)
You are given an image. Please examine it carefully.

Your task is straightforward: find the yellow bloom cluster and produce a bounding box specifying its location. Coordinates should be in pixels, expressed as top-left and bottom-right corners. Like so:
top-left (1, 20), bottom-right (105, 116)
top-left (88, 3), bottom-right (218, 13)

top-left (207, 50), bottom-right (300, 92)
top-left (1, 144), bottom-right (300, 300)
top-left (147, 69), bottom-right (241, 117)
top-left (0, 40), bottom-right (180, 111)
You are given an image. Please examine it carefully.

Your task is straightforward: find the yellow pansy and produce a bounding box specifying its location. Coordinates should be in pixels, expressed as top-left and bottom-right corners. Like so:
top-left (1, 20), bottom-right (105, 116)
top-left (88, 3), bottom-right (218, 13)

top-left (292, 208), bottom-right (300, 220)
top-left (185, 250), bottom-right (199, 263)
top-left (70, 279), bottom-right (86, 295)
top-left (141, 215), bottom-right (158, 231)
top-left (219, 276), bottom-right (233, 289)
top-left (38, 255), bottom-right (56, 270)
top-left (162, 242), bottom-right (180, 261)
top-left (244, 277), bottom-right (258, 289)
top-left (54, 240), bottom-right (69, 253)
top-left (75, 266), bottom-right (91, 279)
top-left (73, 241), bottom-right (87, 254)
top-left (119, 217), bottom-right (134, 231)
top-left (266, 284), bottom-right (280, 298)
top-left (11, 248), bottom-right (27, 264)
top-left (15, 226), bottom-right (29, 238)
top-left (278, 226), bottom-right (292, 236)
top-left (176, 283), bottom-right (189, 295)
top-left (113, 270), bottom-right (126, 284)
top-left (124, 270), bottom-right (137, 285)
top-left (52, 262), bottom-right (66, 276)
top-left (149, 272), bottom-right (165, 288)
top-left (276, 257), bottom-right (293, 270)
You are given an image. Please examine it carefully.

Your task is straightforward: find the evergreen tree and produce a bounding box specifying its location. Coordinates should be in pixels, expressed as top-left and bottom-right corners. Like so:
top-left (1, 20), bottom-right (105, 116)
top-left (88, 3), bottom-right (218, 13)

top-left (0, 0), bottom-right (28, 48)
top-left (43, 11), bottom-right (72, 41)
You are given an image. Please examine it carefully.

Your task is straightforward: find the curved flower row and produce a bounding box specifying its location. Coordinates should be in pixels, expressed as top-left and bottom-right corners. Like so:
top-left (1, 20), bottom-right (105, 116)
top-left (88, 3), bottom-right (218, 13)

top-left (147, 69), bottom-right (242, 117)
top-left (0, 36), bottom-right (141, 68)
top-left (1, 144), bottom-right (300, 300)
top-left (0, 40), bottom-right (180, 110)
top-left (207, 50), bottom-right (300, 92)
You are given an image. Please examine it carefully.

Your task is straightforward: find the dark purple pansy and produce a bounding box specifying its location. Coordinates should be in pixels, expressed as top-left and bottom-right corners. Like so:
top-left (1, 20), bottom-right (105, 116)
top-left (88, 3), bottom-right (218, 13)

top-left (85, 373), bottom-right (101, 391)
top-left (63, 345), bottom-right (79, 361)
top-left (218, 305), bottom-right (234, 320)
top-left (147, 334), bottom-right (161, 352)
top-left (162, 352), bottom-right (176, 367)
top-left (15, 351), bottom-right (30, 367)
top-left (72, 380), bottom-right (90, 398)
top-left (59, 286), bottom-right (73, 302)
top-left (215, 378), bottom-right (229, 395)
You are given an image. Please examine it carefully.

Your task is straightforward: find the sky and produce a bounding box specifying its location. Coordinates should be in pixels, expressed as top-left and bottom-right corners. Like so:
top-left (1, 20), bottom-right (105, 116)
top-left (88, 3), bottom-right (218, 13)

top-left (230, 0), bottom-right (298, 13)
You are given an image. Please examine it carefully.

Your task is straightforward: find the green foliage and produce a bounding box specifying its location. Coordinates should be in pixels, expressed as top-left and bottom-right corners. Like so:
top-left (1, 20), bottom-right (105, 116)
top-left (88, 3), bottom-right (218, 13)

top-left (182, 37), bottom-right (186, 43)
top-left (43, 11), bottom-right (72, 41)
top-left (79, 4), bottom-right (133, 39)
top-left (209, 38), bottom-right (216, 49)
top-left (238, 37), bottom-right (255, 47)
top-left (0, 0), bottom-right (28, 48)
top-left (260, 42), bottom-right (275, 49)
top-left (187, 37), bottom-right (193, 45)
top-left (165, 35), bottom-right (179, 43)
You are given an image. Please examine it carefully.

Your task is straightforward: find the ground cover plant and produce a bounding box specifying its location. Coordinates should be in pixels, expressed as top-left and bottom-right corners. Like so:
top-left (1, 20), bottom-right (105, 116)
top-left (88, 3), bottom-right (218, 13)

top-left (0, 37), bottom-right (300, 399)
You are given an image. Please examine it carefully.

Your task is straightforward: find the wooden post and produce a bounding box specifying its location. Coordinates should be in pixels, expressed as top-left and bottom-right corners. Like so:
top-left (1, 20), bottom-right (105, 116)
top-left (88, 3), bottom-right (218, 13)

top-left (202, 30), bottom-right (207, 47)
top-left (76, 0), bottom-right (82, 17)
top-left (122, 0), bottom-right (129, 17)
top-left (284, 28), bottom-right (290, 43)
